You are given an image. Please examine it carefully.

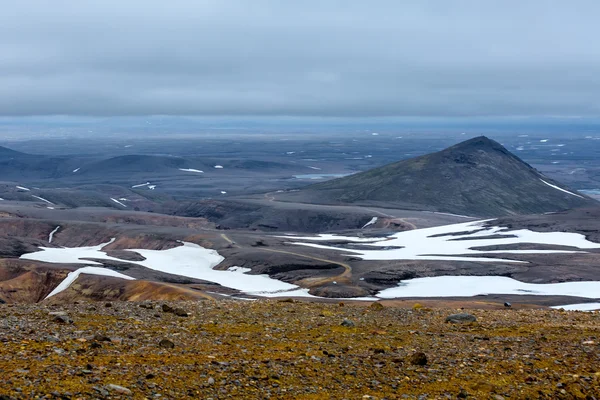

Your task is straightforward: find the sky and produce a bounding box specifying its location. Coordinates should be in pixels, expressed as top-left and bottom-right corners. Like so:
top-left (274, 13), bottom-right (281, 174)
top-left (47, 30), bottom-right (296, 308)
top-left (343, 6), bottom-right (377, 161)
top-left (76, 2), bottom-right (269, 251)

top-left (2, 1), bottom-right (600, 118)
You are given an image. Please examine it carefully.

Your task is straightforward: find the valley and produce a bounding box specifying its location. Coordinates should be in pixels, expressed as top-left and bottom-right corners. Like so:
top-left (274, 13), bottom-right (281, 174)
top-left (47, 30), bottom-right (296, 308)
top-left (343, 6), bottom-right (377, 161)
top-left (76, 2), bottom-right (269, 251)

top-left (1, 133), bottom-right (599, 310)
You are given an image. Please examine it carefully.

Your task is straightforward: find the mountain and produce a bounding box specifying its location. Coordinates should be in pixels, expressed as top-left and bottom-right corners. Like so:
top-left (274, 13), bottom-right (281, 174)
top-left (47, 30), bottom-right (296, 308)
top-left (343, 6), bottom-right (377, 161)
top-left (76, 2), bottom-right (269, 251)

top-left (277, 136), bottom-right (597, 216)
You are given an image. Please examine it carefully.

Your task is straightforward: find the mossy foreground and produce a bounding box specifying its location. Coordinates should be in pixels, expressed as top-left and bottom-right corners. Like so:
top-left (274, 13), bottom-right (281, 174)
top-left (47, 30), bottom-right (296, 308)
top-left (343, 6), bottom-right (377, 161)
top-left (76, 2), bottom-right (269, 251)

top-left (0, 301), bottom-right (599, 399)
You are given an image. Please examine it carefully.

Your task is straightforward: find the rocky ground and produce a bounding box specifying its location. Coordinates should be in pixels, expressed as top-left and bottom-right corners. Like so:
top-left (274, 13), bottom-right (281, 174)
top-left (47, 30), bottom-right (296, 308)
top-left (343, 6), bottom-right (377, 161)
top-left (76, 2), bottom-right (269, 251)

top-left (0, 300), bottom-right (599, 399)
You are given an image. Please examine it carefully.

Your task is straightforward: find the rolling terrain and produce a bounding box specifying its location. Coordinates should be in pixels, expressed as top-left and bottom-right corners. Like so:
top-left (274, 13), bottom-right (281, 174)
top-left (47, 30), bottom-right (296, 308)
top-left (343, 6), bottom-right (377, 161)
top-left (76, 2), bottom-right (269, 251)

top-left (0, 134), bottom-right (598, 308)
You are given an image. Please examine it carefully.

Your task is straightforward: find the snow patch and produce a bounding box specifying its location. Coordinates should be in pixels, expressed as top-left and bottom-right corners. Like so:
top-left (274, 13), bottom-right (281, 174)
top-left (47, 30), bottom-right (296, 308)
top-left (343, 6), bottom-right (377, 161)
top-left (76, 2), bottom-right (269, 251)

top-left (131, 182), bottom-right (150, 188)
top-left (32, 195), bottom-right (54, 205)
top-left (427, 211), bottom-right (474, 219)
top-left (539, 179), bottom-right (584, 198)
top-left (110, 198), bottom-right (127, 207)
top-left (48, 226), bottom-right (60, 243)
top-left (44, 267), bottom-right (135, 299)
top-left (179, 168), bottom-right (204, 173)
top-left (72, 168), bottom-right (80, 173)
top-left (214, 165), bottom-right (224, 169)
top-left (361, 217), bottom-right (378, 229)
top-left (148, 185), bottom-right (156, 190)
top-left (16, 186), bottom-right (30, 191)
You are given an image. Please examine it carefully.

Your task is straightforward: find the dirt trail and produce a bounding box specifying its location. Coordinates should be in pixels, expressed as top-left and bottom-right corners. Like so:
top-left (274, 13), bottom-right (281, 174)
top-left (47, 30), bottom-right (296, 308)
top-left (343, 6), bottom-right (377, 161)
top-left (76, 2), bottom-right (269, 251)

top-left (220, 233), bottom-right (352, 287)
top-left (261, 248), bottom-right (352, 287)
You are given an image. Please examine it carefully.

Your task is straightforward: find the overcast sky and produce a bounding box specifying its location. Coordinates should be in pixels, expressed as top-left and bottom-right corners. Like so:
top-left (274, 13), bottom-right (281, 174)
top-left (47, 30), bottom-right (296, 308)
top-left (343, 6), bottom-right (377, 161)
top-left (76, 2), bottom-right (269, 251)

top-left (2, 1), bottom-right (600, 118)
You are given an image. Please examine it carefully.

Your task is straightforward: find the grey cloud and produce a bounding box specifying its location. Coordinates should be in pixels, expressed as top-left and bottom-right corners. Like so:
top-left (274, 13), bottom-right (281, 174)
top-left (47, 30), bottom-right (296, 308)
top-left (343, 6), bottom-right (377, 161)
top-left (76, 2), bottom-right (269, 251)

top-left (1, 0), bottom-right (600, 117)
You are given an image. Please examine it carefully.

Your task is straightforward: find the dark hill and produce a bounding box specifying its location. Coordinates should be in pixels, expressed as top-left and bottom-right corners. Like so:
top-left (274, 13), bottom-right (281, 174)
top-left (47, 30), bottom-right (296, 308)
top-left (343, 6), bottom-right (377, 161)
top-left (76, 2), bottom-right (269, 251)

top-left (0, 146), bottom-right (31, 159)
top-left (0, 146), bottom-right (77, 179)
top-left (277, 136), bottom-right (597, 217)
top-left (77, 155), bottom-right (195, 175)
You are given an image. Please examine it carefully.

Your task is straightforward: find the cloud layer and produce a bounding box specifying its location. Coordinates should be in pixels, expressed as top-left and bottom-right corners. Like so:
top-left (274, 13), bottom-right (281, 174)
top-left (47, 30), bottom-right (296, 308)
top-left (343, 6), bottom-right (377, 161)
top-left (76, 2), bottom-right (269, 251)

top-left (2, 1), bottom-right (600, 117)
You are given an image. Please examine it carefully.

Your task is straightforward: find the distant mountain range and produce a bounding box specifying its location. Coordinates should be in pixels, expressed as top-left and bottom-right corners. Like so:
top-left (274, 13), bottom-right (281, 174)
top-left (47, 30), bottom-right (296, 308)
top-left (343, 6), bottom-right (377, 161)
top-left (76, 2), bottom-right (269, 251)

top-left (277, 136), bottom-right (597, 216)
top-left (0, 146), bottom-right (298, 181)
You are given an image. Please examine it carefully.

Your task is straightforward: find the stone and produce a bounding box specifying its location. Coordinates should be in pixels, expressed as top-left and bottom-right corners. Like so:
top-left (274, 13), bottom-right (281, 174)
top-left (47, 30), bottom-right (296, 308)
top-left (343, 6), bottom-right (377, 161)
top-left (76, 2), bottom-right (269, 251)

top-left (92, 386), bottom-right (109, 397)
top-left (445, 313), bottom-right (476, 323)
top-left (159, 339), bottom-right (175, 349)
top-left (173, 308), bottom-right (189, 317)
top-left (106, 384), bottom-right (131, 394)
top-left (93, 334), bottom-right (111, 342)
top-left (341, 319), bottom-right (355, 327)
top-left (161, 304), bottom-right (174, 313)
top-left (409, 352), bottom-right (428, 366)
top-left (53, 315), bottom-right (73, 324)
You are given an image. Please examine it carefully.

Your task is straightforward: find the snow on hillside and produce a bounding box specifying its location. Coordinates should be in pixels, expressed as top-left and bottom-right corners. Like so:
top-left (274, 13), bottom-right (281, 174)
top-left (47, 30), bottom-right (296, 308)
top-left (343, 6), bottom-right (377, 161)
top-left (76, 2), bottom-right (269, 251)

top-left (179, 168), bottom-right (204, 173)
top-left (44, 267), bottom-right (135, 299)
top-left (539, 179), bottom-right (583, 198)
top-left (110, 198), bottom-right (127, 207)
top-left (32, 195), bottom-right (54, 205)
top-left (361, 217), bottom-right (378, 229)
top-left (48, 226), bottom-right (60, 243)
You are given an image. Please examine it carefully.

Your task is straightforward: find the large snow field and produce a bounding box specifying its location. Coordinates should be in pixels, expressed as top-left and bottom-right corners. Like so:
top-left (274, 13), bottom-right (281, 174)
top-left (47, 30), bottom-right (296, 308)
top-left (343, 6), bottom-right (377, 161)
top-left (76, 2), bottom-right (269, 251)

top-left (551, 303), bottom-right (600, 311)
top-left (20, 240), bottom-right (303, 297)
top-left (283, 220), bottom-right (600, 263)
top-left (376, 275), bottom-right (600, 299)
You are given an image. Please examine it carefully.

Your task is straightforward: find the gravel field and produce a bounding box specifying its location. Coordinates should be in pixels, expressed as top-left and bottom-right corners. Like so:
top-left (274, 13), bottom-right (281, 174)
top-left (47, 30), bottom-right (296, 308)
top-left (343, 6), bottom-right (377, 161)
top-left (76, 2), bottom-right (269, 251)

top-left (1, 300), bottom-right (599, 399)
